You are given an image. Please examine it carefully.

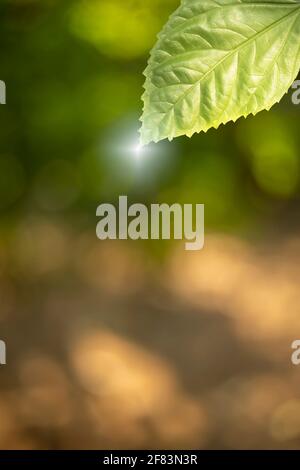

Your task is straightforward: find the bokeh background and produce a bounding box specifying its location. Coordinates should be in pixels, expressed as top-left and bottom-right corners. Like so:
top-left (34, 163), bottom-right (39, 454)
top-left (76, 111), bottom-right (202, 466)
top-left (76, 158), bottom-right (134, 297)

top-left (0, 0), bottom-right (300, 450)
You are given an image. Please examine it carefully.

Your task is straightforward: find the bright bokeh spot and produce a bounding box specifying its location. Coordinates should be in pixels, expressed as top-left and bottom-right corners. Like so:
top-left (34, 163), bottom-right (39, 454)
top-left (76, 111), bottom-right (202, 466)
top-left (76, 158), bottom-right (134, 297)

top-left (237, 113), bottom-right (300, 198)
top-left (68, 0), bottom-right (173, 59)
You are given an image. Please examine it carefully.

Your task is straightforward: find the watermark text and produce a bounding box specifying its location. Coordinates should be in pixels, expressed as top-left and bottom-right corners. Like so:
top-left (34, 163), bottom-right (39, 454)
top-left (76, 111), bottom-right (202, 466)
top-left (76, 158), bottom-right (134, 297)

top-left (0, 81), bottom-right (6, 104)
top-left (96, 196), bottom-right (204, 251)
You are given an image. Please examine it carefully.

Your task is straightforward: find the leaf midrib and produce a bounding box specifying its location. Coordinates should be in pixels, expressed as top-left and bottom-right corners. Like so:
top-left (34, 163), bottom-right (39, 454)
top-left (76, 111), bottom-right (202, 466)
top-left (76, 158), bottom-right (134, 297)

top-left (151, 3), bottom-right (300, 74)
top-left (155, 5), bottom-right (300, 111)
top-left (162, 1), bottom-right (300, 42)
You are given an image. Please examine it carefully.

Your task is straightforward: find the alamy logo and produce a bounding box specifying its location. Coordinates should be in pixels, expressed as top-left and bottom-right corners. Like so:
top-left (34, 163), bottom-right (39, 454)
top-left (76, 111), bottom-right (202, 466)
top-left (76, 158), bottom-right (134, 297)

top-left (96, 196), bottom-right (204, 251)
top-left (0, 340), bottom-right (6, 365)
top-left (292, 80), bottom-right (300, 105)
top-left (291, 340), bottom-right (300, 365)
top-left (0, 81), bottom-right (6, 104)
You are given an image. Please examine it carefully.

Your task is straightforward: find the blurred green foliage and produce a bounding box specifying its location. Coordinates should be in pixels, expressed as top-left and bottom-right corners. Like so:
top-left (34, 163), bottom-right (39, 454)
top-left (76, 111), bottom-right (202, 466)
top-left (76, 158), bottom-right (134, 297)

top-left (0, 0), bottom-right (299, 242)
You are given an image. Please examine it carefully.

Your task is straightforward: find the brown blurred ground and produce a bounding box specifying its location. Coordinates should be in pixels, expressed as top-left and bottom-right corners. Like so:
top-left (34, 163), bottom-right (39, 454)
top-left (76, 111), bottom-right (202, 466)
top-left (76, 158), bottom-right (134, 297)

top-left (0, 222), bottom-right (300, 450)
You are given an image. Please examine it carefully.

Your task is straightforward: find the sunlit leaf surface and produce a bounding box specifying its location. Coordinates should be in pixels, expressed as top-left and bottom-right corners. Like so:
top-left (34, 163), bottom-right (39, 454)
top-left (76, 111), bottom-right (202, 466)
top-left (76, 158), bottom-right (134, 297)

top-left (140, 0), bottom-right (300, 144)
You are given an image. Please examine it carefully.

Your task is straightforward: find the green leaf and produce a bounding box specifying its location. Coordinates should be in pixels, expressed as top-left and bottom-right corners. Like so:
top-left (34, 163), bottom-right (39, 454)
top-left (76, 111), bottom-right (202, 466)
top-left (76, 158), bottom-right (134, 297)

top-left (140, 0), bottom-right (300, 145)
